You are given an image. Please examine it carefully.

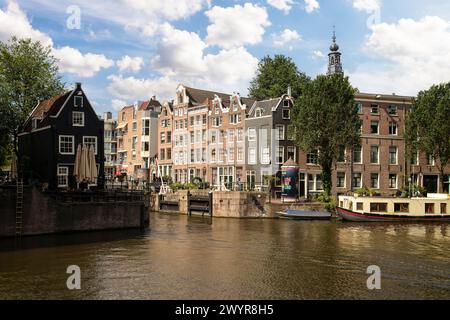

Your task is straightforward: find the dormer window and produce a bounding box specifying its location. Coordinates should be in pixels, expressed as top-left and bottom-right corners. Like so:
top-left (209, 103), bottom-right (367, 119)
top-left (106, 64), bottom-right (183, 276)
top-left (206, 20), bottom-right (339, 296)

top-left (388, 105), bottom-right (397, 115)
top-left (283, 100), bottom-right (290, 107)
top-left (74, 96), bottom-right (83, 108)
top-left (32, 118), bottom-right (40, 130)
top-left (255, 108), bottom-right (263, 117)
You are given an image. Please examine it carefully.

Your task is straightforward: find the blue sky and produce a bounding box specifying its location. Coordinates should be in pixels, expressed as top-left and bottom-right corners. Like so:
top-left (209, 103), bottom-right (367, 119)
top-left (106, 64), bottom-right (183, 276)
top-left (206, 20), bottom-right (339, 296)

top-left (2, 0), bottom-right (450, 115)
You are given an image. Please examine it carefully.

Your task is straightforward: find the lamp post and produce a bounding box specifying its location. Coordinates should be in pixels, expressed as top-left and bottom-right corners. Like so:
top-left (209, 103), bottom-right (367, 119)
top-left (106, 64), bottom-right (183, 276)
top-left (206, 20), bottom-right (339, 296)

top-left (408, 177), bottom-right (412, 198)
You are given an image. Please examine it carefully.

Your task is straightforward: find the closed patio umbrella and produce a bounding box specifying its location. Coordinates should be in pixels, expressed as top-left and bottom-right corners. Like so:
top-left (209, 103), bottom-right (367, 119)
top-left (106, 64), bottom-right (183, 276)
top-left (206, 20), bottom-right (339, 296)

top-left (81, 144), bottom-right (89, 183)
top-left (74, 144), bottom-right (82, 183)
top-left (88, 144), bottom-right (98, 184)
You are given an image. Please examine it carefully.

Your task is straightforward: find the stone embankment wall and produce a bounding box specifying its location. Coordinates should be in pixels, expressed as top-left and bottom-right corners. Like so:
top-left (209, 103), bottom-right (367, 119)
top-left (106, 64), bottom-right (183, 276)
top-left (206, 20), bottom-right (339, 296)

top-left (0, 186), bottom-right (148, 238)
top-left (153, 190), bottom-right (279, 218)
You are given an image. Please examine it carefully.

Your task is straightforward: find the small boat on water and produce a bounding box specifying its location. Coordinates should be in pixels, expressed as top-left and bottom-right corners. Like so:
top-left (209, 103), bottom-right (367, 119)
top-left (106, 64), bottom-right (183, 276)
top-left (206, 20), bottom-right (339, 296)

top-left (278, 209), bottom-right (332, 220)
top-left (337, 194), bottom-right (450, 222)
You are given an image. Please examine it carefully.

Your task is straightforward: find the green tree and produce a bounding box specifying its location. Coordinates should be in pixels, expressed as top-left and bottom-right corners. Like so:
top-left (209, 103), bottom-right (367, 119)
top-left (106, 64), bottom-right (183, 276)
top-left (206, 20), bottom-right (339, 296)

top-left (290, 74), bottom-right (361, 196)
top-left (0, 37), bottom-right (65, 161)
top-left (405, 83), bottom-right (450, 193)
top-left (248, 55), bottom-right (309, 100)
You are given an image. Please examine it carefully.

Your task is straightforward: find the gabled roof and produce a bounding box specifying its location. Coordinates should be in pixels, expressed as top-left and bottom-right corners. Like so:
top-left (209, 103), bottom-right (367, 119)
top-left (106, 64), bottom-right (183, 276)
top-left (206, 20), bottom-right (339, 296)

top-left (139, 99), bottom-right (162, 110)
top-left (249, 97), bottom-right (281, 116)
top-left (184, 86), bottom-right (231, 106)
top-left (31, 91), bottom-right (72, 118)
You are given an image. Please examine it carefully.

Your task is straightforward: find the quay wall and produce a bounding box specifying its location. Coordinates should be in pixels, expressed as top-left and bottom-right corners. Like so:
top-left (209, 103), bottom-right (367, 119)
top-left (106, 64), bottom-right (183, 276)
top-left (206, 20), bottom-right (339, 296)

top-left (154, 190), bottom-right (281, 218)
top-left (0, 186), bottom-right (148, 238)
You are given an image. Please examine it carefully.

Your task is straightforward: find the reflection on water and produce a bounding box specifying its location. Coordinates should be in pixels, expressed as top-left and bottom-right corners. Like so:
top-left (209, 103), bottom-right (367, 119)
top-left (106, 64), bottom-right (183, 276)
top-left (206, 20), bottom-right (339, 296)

top-left (0, 213), bottom-right (449, 300)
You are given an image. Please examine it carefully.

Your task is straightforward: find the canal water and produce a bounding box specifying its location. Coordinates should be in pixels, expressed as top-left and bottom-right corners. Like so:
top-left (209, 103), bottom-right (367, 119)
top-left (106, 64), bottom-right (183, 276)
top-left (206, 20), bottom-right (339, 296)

top-left (0, 212), bottom-right (449, 300)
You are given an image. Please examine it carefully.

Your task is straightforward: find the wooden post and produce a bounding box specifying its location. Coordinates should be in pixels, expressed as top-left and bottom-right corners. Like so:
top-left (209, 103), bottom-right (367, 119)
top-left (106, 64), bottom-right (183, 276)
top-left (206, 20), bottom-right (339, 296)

top-left (209, 191), bottom-right (213, 217)
top-left (187, 191), bottom-right (191, 216)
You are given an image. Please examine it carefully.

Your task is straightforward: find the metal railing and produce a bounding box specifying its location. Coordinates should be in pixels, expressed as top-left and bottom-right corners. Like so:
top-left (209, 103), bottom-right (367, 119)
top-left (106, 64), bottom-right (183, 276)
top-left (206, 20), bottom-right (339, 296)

top-left (46, 189), bottom-right (145, 203)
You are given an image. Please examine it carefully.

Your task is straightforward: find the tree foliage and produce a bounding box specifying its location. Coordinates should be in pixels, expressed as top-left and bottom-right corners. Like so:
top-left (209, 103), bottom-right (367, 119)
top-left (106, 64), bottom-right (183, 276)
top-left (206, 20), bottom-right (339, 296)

top-left (248, 55), bottom-right (309, 100)
top-left (0, 37), bottom-right (65, 159)
top-left (405, 83), bottom-right (450, 192)
top-left (290, 74), bottom-right (361, 196)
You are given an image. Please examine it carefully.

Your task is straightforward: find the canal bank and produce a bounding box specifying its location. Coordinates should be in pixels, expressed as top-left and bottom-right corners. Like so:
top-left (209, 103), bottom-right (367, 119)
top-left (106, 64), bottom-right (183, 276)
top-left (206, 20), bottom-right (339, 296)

top-left (153, 190), bottom-right (327, 218)
top-left (0, 212), bottom-right (449, 299)
top-left (0, 186), bottom-right (149, 238)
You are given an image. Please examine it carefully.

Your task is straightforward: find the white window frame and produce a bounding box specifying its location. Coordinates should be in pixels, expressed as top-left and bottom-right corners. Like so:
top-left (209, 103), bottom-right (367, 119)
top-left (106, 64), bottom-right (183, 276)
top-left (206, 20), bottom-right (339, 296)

top-left (389, 146), bottom-right (398, 165)
top-left (388, 174), bottom-right (398, 189)
top-left (74, 96), bottom-right (83, 108)
top-left (57, 166), bottom-right (69, 188)
top-left (282, 108), bottom-right (290, 119)
top-left (389, 122), bottom-right (398, 135)
top-left (72, 111), bottom-right (85, 127)
top-left (353, 146), bottom-right (363, 164)
top-left (370, 173), bottom-right (380, 189)
top-left (59, 135), bottom-right (75, 155)
top-left (276, 125), bottom-right (285, 140)
top-left (352, 173), bottom-right (362, 189)
top-left (336, 172), bottom-right (346, 188)
top-left (370, 145), bottom-right (379, 164)
top-left (248, 128), bottom-right (256, 142)
top-left (261, 147), bottom-right (270, 165)
top-left (83, 136), bottom-right (98, 155)
top-left (371, 121), bottom-right (379, 135)
top-left (248, 147), bottom-right (257, 164)
top-left (287, 146), bottom-right (296, 162)
top-left (276, 146), bottom-right (284, 164)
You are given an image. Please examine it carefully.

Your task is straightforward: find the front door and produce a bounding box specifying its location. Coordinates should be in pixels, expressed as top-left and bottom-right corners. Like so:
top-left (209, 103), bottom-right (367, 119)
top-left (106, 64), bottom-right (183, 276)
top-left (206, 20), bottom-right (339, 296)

top-left (423, 175), bottom-right (438, 193)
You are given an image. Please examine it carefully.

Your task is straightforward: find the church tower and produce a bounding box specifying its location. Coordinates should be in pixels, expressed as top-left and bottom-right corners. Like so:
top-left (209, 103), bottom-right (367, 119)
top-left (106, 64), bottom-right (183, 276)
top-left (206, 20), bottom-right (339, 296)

top-left (327, 29), bottom-right (343, 76)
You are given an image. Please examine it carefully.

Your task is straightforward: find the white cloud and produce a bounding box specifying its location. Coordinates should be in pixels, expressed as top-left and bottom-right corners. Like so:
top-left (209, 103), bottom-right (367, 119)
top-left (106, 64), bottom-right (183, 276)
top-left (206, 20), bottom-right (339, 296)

top-left (111, 99), bottom-right (127, 111)
top-left (352, 0), bottom-right (380, 13)
top-left (53, 47), bottom-right (114, 77)
top-left (107, 75), bottom-right (178, 101)
top-left (267, 0), bottom-right (294, 14)
top-left (152, 23), bottom-right (207, 76)
top-left (27, 0), bottom-right (210, 37)
top-left (0, 1), bottom-right (53, 46)
top-left (116, 55), bottom-right (144, 73)
top-left (0, 1), bottom-right (114, 78)
top-left (150, 24), bottom-right (258, 95)
top-left (304, 0), bottom-right (320, 13)
top-left (273, 29), bottom-right (301, 47)
top-left (350, 16), bottom-right (450, 95)
top-left (205, 3), bottom-right (271, 49)
top-left (120, 0), bottom-right (210, 22)
top-left (202, 46), bottom-right (258, 91)
top-left (312, 50), bottom-right (325, 59)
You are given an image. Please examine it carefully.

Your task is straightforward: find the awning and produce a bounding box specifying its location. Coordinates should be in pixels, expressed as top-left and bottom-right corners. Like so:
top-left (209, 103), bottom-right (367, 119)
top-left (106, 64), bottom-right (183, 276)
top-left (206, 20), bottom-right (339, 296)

top-left (116, 122), bottom-right (128, 130)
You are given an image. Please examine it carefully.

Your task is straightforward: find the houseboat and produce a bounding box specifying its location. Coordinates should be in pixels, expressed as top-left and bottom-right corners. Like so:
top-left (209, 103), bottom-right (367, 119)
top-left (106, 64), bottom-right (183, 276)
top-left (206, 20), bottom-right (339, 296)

top-left (337, 194), bottom-right (450, 222)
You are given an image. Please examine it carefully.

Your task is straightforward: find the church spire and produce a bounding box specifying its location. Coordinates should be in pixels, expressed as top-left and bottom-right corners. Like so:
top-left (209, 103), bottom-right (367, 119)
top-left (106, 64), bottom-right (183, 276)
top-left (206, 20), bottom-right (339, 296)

top-left (327, 27), bottom-right (343, 76)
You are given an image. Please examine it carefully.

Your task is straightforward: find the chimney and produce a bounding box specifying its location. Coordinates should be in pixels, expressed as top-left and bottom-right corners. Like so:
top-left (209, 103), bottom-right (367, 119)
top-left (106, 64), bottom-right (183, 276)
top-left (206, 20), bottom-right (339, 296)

top-left (152, 95), bottom-right (156, 101)
top-left (287, 85), bottom-right (292, 97)
top-left (75, 82), bottom-right (82, 90)
top-left (103, 112), bottom-right (112, 120)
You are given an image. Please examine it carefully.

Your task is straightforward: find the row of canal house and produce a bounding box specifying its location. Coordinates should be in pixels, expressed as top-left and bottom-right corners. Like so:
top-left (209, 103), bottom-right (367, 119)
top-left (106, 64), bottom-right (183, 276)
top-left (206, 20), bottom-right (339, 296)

top-left (16, 33), bottom-right (450, 196)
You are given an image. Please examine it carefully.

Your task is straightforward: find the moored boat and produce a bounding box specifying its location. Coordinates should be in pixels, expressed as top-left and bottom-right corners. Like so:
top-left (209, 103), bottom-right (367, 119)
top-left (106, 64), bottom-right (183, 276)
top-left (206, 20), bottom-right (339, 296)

top-left (337, 194), bottom-right (450, 222)
top-left (278, 209), bottom-right (331, 220)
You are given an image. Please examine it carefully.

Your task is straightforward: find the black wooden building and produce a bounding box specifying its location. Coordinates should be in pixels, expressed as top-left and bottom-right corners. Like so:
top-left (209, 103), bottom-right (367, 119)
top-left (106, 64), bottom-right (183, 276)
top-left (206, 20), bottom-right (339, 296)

top-left (18, 83), bottom-right (104, 189)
